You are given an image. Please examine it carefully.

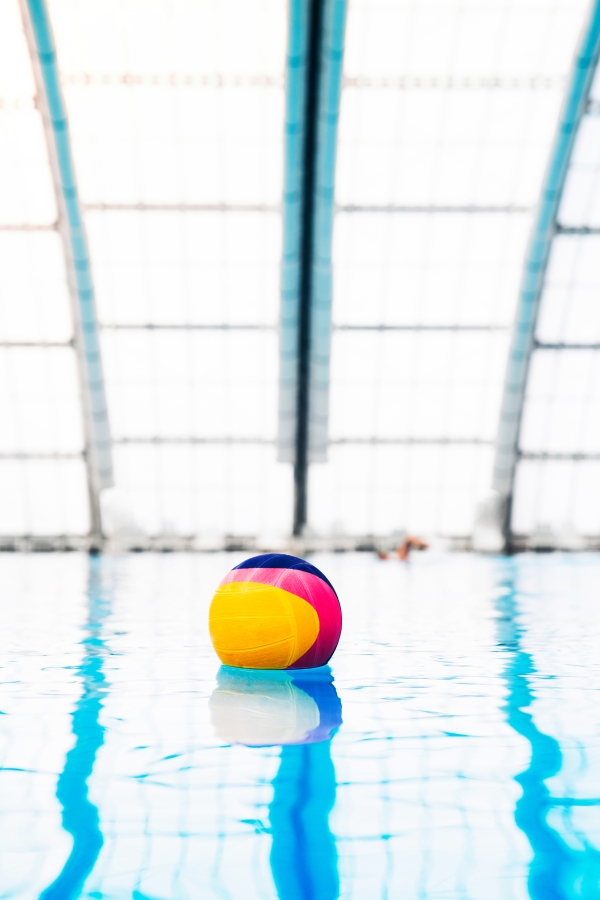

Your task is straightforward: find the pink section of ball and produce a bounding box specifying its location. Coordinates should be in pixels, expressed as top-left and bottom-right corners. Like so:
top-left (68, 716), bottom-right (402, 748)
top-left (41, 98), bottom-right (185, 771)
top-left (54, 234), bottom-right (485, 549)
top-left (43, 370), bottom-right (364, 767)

top-left (219, 566), bottom-right (341, 668)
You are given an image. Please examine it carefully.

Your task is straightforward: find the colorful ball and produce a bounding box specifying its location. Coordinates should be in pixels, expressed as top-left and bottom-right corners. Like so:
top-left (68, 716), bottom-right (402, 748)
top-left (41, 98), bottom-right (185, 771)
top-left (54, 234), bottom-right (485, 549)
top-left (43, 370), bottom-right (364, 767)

top-left (209, 553), bottom-right (342, 670)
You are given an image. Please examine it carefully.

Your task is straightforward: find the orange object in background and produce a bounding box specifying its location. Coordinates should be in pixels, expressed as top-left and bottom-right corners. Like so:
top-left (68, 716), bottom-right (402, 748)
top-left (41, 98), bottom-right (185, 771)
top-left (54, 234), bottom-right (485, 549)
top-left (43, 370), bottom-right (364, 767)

top-left (378, 535), bottom-right (430, 561)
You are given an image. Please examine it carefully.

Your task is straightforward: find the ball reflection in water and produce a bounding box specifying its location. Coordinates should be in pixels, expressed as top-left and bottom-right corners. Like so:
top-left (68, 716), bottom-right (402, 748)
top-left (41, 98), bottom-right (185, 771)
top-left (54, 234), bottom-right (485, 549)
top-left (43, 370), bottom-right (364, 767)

top-left (209, 664), bottom-right (342, 747)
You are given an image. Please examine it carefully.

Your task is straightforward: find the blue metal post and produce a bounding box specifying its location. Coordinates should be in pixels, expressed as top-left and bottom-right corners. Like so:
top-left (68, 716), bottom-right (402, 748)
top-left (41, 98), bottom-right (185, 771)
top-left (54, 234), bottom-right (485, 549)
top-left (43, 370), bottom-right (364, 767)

top-left (493, 0), bottom-right (600, 547)
top-left (279, 1), bottom-right (310, 467)
top-left (309, 0), bottom-right (347, 463)
top-left (19, 0), bottom-right (113, 538)
top-left (279, 0), bottom-right (347, 535)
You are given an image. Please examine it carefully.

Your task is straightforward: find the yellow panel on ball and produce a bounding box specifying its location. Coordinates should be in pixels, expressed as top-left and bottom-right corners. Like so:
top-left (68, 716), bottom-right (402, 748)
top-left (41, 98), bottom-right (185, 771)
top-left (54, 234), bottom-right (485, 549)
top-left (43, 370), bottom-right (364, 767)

top-left (209, 581), bottom-right (320, 669)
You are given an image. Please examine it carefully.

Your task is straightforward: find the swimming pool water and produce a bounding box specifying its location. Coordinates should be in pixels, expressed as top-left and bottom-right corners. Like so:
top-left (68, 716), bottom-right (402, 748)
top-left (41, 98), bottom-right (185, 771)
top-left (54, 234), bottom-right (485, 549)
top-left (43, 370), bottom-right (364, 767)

top-left (1, 551), bottom-right (599, 899)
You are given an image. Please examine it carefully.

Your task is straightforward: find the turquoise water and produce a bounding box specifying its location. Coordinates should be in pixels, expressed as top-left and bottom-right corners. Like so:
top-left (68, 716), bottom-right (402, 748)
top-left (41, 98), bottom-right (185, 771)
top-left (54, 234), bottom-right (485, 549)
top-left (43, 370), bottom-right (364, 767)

top-left (1, 552), bottom-right (600, 899)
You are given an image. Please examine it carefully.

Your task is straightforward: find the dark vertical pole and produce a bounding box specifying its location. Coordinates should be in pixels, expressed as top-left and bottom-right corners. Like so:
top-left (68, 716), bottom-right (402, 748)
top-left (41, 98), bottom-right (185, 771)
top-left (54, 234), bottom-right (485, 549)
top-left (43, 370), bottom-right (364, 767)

top-left (294, 0), bottom-right (324, 537)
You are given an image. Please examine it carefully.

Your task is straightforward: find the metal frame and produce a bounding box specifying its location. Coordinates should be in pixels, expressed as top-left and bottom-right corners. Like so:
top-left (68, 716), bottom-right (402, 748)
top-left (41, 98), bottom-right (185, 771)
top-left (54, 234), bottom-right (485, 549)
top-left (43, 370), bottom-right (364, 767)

top-left (101, 323), bottom-right (275, 331)
top-left (111, 436), bottom-right (491, 446)
top-left (114, 437), bottom-right (274, 445)
top-left (338, 204), bottom-right (530, 214)
top-left (0, 451), bottom-right (81, 460)
top-left (345, 74), bottom-right (567, 91)
top-left (330, 437), bottom-right (492, 446)
top-left (0, 533), bottom-right (477, 553)
top-left (84, 203), bottom-right (279, 213)
top-left (534, 341), bottom-right (600, 350)
top-left (520, 452), bottom-right (600, 461)
top-left (292, 0), bottom-right (323, 535)
top-left (19, 0), bottom-right (113, 541)
top-left (335, 324), bottom-right (507, 332)
top-left (102, 323), bottom-right (507, 333)
top-left (277, 0), bottom-right (308, 471)
top-left (557, 225), bottom-right (600, 234)
top-left (492, 0), bottom-right (600, 548)
top-left (0, 223), bottom-right (57, 231)
top-left (279, 0), bottom-right (348, 536)
top-left (0, 341), bottom-right (72, 347)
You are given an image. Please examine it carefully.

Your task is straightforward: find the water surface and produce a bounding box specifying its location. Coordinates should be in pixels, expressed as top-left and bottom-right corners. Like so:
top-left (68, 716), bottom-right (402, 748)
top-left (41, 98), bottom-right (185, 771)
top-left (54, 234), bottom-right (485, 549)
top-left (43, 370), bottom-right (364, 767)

top-left (1, 552), bottom-right (599, 898)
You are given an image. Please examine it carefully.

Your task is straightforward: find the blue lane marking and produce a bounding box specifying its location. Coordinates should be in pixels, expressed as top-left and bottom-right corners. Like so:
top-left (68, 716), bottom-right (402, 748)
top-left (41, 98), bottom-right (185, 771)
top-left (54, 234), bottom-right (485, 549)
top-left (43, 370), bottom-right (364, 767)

top-left (496, 562), bottom-right (600, 897)
top-left (38, 556), bottom-right (110, 899)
